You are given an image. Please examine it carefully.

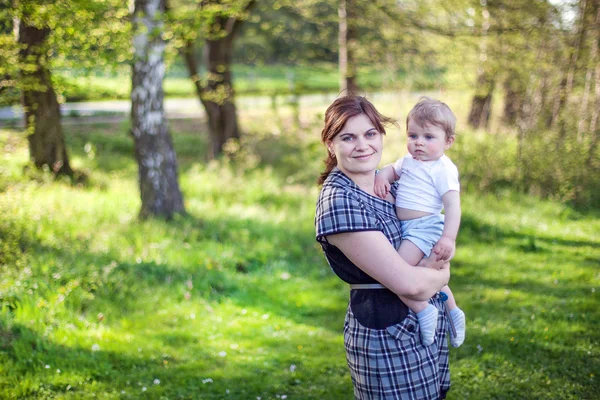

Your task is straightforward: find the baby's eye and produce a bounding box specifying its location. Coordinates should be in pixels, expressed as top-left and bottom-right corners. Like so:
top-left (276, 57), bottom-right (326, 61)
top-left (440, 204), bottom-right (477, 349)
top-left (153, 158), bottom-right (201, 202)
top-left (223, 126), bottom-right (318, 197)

top-left (425, 135), bottom-right (433, 140)
top-left (408, 134), bottom-right (417, 139)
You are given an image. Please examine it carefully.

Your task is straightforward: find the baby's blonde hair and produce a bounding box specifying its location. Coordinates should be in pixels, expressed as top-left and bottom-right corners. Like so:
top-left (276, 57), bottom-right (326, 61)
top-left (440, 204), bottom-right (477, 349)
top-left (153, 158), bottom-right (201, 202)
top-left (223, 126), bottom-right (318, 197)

top-left (406, 97), bottom-right (456, 139)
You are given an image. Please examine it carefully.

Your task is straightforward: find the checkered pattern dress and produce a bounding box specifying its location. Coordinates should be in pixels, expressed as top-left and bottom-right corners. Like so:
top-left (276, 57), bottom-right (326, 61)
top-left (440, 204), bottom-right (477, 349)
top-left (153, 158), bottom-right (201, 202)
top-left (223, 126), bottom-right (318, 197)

top-left (316, 168), bottom-right (451, 399)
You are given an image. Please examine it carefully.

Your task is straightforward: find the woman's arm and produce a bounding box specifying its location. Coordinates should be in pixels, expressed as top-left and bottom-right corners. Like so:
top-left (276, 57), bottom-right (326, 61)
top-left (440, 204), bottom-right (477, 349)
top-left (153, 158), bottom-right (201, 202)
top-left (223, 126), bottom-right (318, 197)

top-left (327, 230), bottom-right (450, 301)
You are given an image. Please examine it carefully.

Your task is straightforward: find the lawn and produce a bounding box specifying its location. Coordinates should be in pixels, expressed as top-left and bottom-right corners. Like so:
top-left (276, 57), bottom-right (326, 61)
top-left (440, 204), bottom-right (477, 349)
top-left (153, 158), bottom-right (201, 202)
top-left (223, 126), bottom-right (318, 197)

top-left (0, 101), bottom-right (598, 399)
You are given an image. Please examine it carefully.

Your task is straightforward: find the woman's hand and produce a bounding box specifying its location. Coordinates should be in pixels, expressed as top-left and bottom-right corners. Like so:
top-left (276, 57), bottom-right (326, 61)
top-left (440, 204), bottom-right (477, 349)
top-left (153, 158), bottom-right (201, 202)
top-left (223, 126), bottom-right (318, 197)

top-left (418, 257), bottom-right (450, 287)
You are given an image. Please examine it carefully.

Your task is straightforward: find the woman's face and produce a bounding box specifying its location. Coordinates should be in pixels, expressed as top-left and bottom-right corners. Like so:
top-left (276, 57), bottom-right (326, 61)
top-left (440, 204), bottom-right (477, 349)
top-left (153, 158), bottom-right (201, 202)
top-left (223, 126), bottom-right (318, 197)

top-left (327, 114), bottom-right (383, 179)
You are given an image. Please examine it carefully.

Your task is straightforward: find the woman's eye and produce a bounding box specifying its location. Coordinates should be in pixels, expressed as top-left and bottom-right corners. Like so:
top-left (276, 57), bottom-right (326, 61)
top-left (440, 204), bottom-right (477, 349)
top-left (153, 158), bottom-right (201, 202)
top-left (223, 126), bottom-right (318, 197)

top-left (342, 136), bottom-right (354, 141)
top-left (366, 131), bottom-right (377, 138)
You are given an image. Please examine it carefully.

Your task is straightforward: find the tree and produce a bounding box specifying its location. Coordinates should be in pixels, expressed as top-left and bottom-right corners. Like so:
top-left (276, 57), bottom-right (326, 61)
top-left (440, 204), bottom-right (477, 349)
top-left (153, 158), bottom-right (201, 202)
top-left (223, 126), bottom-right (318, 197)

top-left (338, 0), bottom-right (359, 94)
top-left (131, 0), bottom-right (185, 219)
top-left (14, 1), bottom-right (72, 176)
top-left (179, 0), bottom-right (256, 159)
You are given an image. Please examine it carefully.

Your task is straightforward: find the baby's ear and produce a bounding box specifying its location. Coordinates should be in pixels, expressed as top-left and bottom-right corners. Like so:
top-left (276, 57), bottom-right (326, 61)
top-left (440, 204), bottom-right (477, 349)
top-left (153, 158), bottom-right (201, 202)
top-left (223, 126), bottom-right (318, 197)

top-left (445, 135), bottom-right (455, 148)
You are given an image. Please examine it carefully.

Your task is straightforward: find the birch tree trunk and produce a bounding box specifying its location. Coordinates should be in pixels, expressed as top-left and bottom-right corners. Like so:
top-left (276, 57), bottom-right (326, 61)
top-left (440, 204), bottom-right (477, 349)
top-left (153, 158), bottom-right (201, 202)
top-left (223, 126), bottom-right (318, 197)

top-left (338, 0), bottom-right (359, 94)
top-left (17, 13), bottom-right (72, 176)
top-left (131, 0), bottom-right (185, 219)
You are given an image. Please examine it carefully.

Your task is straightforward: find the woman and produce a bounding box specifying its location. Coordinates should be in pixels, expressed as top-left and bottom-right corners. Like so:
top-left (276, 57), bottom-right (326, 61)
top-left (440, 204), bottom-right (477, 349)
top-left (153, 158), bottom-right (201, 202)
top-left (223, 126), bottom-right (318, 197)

top-left (315, 96), bottom-right (451, 399)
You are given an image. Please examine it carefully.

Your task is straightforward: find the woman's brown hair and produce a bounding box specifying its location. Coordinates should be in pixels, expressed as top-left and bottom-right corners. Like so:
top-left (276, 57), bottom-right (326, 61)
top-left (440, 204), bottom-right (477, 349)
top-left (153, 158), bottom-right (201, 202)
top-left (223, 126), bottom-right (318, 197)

top-left (318, 96), bottom-right (396, 185)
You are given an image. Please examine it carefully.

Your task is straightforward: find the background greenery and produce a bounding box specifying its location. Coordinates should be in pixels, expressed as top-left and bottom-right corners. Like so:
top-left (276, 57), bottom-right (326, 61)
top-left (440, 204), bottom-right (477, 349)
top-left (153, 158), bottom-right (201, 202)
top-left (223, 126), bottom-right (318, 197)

top-left (1, 94), bottom-right (598, 399)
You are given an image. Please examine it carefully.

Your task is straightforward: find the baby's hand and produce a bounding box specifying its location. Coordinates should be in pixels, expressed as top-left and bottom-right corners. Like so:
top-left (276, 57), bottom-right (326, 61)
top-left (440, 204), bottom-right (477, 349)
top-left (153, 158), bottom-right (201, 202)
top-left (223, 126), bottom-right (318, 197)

top-left (373, 175), bottom-right (390, 199)
top-left (432, 236), bottom-right (455, 261)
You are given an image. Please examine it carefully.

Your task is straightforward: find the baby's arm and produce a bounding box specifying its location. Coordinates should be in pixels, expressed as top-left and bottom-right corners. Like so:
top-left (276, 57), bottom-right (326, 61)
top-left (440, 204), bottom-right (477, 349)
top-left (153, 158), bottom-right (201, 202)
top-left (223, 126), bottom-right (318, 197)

top-left (374, 165), bottom-right (399, 199)
top-left (432, 190), bottom-right (461, 261)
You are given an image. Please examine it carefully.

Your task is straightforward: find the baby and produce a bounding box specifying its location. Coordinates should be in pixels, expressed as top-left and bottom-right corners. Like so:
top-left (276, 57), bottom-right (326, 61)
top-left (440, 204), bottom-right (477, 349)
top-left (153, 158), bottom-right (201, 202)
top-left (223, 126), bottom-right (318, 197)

top-left (374, 97), bottom-right (465, 347)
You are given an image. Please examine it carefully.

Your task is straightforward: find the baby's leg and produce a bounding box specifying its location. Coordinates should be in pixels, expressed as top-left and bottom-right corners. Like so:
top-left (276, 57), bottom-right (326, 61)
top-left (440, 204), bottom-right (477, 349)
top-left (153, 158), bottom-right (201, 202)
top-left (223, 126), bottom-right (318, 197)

top-left (440, 285), bottom-right (466, 347)
top-left (397, 240), bottom-right (438, 346)
top-left (441, 285), bottom-right (457, 310)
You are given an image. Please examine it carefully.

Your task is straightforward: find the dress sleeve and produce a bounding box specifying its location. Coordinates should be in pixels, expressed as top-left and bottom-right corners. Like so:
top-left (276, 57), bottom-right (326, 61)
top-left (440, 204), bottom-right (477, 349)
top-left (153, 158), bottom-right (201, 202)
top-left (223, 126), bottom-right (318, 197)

top-left (315, 184), bottom-right (380, 243)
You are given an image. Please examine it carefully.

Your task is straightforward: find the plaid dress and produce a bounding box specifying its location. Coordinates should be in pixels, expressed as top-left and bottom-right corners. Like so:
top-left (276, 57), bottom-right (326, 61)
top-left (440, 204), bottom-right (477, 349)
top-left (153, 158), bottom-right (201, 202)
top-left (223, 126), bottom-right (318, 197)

top-left (316, 168), bottom-right (450, 399)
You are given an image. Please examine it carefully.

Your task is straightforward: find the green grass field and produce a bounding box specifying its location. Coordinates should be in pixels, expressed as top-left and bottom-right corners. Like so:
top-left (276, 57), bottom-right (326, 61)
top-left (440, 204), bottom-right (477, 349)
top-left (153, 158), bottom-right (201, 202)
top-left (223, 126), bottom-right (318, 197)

top-left (0, 101), bottom-right (598, 399)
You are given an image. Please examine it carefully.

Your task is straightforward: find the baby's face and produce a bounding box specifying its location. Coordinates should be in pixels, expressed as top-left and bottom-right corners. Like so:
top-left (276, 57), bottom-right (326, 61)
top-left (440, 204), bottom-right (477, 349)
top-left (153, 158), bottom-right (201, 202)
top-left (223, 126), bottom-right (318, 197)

top-left (406, 120), bottom-right (453, 161)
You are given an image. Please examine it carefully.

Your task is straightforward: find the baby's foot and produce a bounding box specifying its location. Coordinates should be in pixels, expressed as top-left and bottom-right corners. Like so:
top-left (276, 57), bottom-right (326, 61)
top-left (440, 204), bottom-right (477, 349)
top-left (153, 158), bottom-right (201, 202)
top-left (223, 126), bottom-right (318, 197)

top-left (449, 308), bottom-right (466, 347)
top-left (416, 304), bottom-right (438, 346)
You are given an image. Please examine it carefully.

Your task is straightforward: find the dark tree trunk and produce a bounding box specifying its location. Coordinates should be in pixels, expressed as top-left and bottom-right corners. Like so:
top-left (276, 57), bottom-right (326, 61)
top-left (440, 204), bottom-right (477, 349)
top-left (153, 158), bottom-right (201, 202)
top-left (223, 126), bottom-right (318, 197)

top-left (468, 72), bottom-right (495, 130)
top-left (502, 70), bottom-right (525, 127)
top-left (182, 0), bottom-right (256, 159)
top-left (551, 0), bottom-right (588, 146)
top-left (338, 0), bottom-right (359, 94)
top-left (17, 17), bottom-right (72, 176)
top-left (468, 1), bottom-right (494, 130)
top-left (203, 35), bottom-right (240, 158)
top-left (131, 0), bottom-right (185, 219)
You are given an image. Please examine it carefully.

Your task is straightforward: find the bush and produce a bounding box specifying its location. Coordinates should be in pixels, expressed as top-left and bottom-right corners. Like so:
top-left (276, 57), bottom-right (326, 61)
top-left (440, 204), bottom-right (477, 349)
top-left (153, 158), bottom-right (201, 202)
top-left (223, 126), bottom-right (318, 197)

top-left (450, 128), bottom-right (600, 210)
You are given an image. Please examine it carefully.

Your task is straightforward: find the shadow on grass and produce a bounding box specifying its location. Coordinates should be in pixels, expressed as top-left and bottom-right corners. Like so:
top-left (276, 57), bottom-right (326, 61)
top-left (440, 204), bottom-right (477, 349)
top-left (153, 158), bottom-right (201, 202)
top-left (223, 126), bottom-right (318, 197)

top-left (452, 327), bottom-right (600, 399)
top-left (459, 213), bottom-right (599, 249)
top-left (5, 208), bottom-right (344, 335)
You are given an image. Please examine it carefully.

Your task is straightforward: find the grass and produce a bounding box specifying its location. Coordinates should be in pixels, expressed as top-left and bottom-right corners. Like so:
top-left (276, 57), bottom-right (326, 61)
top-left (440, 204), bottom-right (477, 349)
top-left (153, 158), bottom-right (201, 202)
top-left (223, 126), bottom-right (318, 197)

top-left (0, 98), bottom-right (599, 399)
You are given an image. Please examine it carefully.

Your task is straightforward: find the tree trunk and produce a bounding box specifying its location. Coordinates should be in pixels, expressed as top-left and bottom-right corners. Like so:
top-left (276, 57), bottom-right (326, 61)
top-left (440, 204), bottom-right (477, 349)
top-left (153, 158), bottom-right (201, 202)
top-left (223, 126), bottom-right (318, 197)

top-left (338, 0), bottom-right (359, 94)
top-left (468, 71), bottom-right (495, 130)
top-left (579, 4), bottom-right (599, 139)
top-left (203, 35), bottom-right (240, 158)
top-left (17, 16), bottom-right (72, 176)
top-left (551, 0), bottom-right (588, 145)
top-left (586, 5), bottom-right (600, 169)
top-left (468, 1), bottom-right (494, 130)
top-left (502, 69), bottom-right (525, 127)
top-left (131, 0), bottom-right (185, 219)
top-left (182, 0), bottom-right (255, 159)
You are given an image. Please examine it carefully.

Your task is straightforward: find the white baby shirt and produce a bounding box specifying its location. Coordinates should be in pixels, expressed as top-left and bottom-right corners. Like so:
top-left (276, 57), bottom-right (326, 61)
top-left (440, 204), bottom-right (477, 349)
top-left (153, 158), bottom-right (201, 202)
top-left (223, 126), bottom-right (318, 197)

top-left (393, 154), bottom-right (460, 214)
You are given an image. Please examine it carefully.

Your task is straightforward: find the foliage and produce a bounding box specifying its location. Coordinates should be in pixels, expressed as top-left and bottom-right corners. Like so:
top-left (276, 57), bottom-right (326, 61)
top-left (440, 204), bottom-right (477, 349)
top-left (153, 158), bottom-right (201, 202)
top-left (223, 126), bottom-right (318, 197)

top-left (449, 124), bottom-right (600, 211)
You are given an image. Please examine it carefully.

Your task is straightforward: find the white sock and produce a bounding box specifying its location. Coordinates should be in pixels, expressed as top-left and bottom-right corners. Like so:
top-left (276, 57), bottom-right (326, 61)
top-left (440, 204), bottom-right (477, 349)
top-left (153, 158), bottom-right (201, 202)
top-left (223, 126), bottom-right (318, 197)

top-left (449, 307), bottom-right (466, 347)
top-left (416, 304), bottom-right (438, 346)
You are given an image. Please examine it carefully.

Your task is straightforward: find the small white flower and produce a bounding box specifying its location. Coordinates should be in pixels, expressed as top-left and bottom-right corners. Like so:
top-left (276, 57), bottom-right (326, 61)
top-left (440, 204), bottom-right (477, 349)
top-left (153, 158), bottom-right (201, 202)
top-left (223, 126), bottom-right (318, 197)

top-left (142, 387), bottom-right (147, 392)
top-left (153, 379), bottom-right (160, 385)
top-left (45, 365), bottom-right (50, 369)
top-left (262, 314), bottom-right (269, 320)
top-left (219, 351), bottom-right (227, 357)
top-left (289, 364), bottom-right (297, 372)
top-left (56, 369), bottom-right (61, 373)
top-left (282, 396), bottom-right (287, 399)
top-left (202, 378), bottom-right (213, 384)
top-left (91, 344), bottom-right (100, 352)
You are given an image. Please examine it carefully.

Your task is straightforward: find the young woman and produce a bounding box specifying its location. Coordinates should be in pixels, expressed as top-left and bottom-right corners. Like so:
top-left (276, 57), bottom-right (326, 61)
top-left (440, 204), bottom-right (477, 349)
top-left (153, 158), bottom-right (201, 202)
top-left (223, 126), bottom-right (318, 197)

top-left (315, 95), bottom-right (452, 399)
